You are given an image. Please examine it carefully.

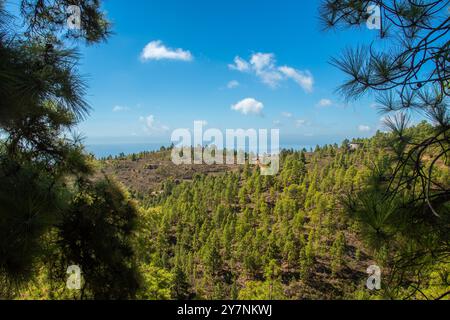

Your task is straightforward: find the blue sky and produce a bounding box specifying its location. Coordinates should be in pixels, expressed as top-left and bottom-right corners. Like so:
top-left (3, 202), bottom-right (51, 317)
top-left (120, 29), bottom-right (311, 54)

top-left (66, 1), bottom-right (385, 145)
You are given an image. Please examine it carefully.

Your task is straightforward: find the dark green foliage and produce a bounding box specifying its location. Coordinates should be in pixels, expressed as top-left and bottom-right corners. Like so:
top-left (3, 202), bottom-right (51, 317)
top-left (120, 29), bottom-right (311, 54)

top-left (57, 178), bottom-right (140, 299)
top-left (172, 266), bottom-right (191, 300)
top-left (0, 0), bottom-right (141, 299)
top-left (0, 157), bottom-right (63, 283)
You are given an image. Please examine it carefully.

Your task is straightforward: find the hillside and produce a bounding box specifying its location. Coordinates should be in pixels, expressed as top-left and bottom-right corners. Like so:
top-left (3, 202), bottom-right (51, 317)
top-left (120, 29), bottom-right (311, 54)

top-left (9, 122), bottom-right (449, 300)
top-left (97, 149), bottom-right (240, 197)
top-left (99, 143), bottom-right (378, 299)
top-left (94, 121), bottom-right (450, 300)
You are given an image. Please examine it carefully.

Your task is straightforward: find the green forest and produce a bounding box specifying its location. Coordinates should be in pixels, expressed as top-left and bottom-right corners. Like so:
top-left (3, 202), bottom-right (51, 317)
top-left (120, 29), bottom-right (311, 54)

top-left (0, 0), bottom-right (449, 300)
top-left (123, 123), bottom-right (449, 300)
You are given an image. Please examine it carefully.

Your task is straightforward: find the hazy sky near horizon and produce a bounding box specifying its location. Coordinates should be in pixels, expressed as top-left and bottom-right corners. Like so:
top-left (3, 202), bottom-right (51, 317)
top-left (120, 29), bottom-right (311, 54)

top-left (29, 0), bottom-right (393, 145)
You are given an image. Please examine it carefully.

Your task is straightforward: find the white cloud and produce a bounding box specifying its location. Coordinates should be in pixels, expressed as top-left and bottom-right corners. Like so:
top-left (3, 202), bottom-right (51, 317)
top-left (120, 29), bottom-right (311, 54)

top-left (358, 125), bottom-right (371, 132)
top-left (295, 119), bottom-right (307, 127)
top-left (257, 71), bottom-right (283, 88)
top-left (228, 56), bottom-right (250, 72)
top-left (250, 53), bottom-right (282, 88)
top-left (317, 99), bottom-right (332, 107)
top-left (278, 66), bottom-right (314, 93)
top-left (141, 40), bottom-right (193, 61)
top-left (250, 53), bottom-right (274, 70)
top-left (273, 120), bottom-right (282, 127)
top-left (227, 80), bottom-right (240, 89)
top-left (281, 112), bottom-right (293, 118)
top-left (112, 105), bottom-right (130, 112)
top-left (139, 115), bottom-right (169, 133)
top-left (140, 115), bottom-right (155, 129)
top-left (229, 53), bottom-right (313, 92)
top-left (231, 98), bottom-right (264, 115)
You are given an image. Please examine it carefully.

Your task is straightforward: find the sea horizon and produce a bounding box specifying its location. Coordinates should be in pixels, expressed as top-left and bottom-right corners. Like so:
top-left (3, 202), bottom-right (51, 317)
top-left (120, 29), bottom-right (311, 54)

top-left (85, 142), bottom-right (317, 158)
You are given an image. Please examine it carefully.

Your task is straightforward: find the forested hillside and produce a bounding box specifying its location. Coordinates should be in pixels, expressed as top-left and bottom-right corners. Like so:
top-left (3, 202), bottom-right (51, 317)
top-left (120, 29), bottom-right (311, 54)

top-left (135, 142), bottom-right (374, 299)
top-left (4, 120), bottom-right (450, 300)
top-left (103, 121), bottom-right (448, 300)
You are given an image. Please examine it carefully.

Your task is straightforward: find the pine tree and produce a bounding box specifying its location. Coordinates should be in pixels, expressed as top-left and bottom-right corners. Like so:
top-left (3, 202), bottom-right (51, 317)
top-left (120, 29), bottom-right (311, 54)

top-left (330, 232), bottom-right (346, 276)
top-left (172, 266), bottom-right (191, 300)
